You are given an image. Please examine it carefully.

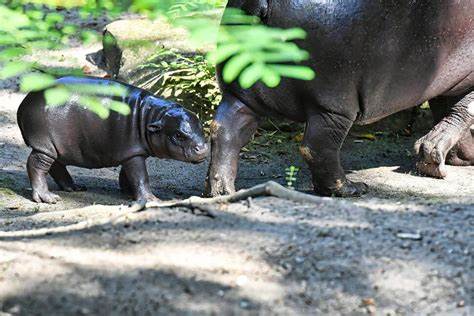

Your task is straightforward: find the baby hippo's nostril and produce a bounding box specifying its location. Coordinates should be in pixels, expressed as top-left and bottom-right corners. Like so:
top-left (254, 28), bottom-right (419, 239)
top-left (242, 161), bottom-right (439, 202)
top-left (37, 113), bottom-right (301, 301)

top-left (194, 143), bottom-right (209, 156)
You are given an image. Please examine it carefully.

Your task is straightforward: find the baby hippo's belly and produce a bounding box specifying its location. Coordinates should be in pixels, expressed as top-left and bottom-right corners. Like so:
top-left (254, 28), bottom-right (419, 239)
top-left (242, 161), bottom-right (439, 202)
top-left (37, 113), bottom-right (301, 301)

top-left (46, 103), bottom-right (146, 168)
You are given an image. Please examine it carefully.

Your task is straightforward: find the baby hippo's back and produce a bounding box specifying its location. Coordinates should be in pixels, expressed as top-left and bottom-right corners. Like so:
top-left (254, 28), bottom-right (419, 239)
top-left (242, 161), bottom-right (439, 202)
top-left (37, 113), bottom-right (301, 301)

top-left (17, 77), bottom-right (148, 168)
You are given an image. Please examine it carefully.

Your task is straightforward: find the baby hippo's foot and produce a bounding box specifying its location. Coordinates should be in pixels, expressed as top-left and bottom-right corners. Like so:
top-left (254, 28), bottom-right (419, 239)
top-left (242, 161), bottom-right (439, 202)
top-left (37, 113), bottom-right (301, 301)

top-left (32, 190), bottom-right (61, 204)
top-left (316, 179), bottom-right (368, 197)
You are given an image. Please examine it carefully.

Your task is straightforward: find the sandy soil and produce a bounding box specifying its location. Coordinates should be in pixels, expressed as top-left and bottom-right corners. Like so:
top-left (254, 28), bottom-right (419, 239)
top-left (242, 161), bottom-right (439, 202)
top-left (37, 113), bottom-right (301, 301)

top-left (0, 12), bottom-right (473, 316)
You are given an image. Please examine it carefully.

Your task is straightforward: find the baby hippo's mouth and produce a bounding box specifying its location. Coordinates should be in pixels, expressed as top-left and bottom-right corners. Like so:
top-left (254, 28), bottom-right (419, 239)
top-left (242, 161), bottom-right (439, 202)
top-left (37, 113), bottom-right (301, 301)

top-left (191, 157), bottom-right (207, 164)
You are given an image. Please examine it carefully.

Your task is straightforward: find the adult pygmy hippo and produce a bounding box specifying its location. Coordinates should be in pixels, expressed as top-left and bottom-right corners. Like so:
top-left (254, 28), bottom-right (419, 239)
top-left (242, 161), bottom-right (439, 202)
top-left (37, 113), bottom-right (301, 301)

top-left (17, 76), bottom-right (209, 203)
top-left (207, 0), bottom-right (474, 197)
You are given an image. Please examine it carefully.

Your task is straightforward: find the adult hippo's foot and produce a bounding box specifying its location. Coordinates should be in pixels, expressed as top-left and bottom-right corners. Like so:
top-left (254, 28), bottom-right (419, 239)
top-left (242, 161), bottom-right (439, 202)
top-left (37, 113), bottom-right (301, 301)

top-left (446, 128), bottom-right (474, 166)
top-left (300, 111), bottom-right (368, 197)
top-left (205, 95), bottom-right (260, 197)
top-left (49, 162), bottom-right (86, 192)
top-left (415, 92), bottom-right (474, 178)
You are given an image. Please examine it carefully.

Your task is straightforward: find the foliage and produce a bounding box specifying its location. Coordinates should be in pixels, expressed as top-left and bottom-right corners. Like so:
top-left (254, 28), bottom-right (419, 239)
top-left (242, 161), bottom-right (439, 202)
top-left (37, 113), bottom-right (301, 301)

top-left (138, 49), bottom-right (221, 124)
top-left (210, 8), bottom-right (315, 88)
top-left (0, 0), bottom-right (316, 118)
top-left (0, 0), bottom-right (129, 118)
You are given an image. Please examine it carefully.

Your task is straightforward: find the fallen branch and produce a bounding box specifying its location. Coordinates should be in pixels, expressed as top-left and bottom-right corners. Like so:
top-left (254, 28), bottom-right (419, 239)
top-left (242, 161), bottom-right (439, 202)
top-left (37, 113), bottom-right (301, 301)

top-left (0, 181), bottom-right (322, 239)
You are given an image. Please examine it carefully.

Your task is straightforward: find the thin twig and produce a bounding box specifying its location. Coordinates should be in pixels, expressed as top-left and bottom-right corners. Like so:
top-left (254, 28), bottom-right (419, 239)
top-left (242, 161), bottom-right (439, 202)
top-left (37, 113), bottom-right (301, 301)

top-left (0, 181), bottom-right (322, 239)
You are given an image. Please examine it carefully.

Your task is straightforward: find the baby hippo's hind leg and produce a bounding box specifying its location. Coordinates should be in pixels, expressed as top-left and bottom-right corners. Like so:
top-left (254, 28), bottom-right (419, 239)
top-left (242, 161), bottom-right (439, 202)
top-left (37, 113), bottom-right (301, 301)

top-left (49, 162), bottom-right (86, 192)
top-left (121, 156), bottom-right (159, 202)
top-left (27, 150), bottom-right (61, 204)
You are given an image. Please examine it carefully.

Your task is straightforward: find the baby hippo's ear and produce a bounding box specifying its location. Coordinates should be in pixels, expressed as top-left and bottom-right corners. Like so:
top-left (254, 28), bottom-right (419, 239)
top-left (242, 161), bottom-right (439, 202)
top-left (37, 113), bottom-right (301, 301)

top-left (147, 120), bottom-right (164, 133)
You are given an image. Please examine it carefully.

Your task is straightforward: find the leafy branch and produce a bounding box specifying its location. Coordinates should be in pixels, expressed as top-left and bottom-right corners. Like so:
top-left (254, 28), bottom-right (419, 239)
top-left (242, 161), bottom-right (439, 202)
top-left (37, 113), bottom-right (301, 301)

top-left (1, 0), bottom-right (316, 118)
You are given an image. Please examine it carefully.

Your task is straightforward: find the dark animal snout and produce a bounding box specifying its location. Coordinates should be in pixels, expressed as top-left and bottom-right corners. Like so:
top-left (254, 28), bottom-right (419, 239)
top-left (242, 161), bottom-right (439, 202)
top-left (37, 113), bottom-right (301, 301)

top-left (194, 143), bottom-right (209, 157)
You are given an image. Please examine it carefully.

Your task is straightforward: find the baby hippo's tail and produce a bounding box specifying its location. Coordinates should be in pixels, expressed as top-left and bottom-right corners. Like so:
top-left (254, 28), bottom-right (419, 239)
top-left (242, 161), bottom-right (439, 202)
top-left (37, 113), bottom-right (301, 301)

top-left (17, 90), bottom-right (47, 148)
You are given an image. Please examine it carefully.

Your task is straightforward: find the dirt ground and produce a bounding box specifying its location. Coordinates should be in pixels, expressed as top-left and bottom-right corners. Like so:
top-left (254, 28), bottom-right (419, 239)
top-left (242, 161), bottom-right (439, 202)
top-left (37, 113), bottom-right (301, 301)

top-left (1, 13), bottom-right (473, 316)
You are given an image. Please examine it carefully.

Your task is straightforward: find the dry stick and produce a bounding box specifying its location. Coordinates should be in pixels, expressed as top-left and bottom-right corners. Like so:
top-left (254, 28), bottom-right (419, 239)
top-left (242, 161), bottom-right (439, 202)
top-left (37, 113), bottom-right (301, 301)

top-left (0, 181), bottom-right (322, 239)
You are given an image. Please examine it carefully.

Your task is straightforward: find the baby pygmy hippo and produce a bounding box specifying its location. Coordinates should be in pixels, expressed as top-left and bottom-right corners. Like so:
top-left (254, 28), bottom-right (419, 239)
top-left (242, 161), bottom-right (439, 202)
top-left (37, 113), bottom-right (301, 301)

top-left (17, 76), bottom-right (209, 203)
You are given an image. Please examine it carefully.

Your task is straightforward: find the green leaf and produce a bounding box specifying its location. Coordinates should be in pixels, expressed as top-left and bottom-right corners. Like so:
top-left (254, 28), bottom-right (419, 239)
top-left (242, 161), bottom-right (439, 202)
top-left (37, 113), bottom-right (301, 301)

top-left (239, 63), bottom-right (264, 88)
top-left (62, 25), bottom-right (77, 35)
top-left (78, 96), bottom-right (110, 119)
top-left (0, 62), bottom-right (32, 79)
top-left (45, 12), bottom-right (64, 24)
top-left (44, 87), bottom-right (71, 107)
top-left (81, 30), bottom-right (99, 44)
top-left (67, 83), bottom-right (127, 97)
top-left (20, 73), bottom-right (56, 92)
top-left (279, 28), bottom-right (307, 41)
top-left (108, 100), bottom-right (131, 116)
top-left (0, 47), bottom-right (27, 61)
top-left (261, 67), bottom-right (281, 88)
top-left (222, 8), bottom-right (259, 25)
top-left (222, 53), bottom-right (253, 83)
top-left (207, 43), bottom-right (241, 65)
top-left (0, 34), bottom-right (18, 46)
top-left (270, 65), bottom-right (316, 81)
top-left (262, 50), bottom-right (310, 63)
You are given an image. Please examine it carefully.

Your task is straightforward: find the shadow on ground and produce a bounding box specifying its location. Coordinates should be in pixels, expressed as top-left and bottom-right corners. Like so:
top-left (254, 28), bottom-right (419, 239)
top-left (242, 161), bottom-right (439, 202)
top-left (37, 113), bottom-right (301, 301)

top-left (1, 192), bottom-right (471, 314)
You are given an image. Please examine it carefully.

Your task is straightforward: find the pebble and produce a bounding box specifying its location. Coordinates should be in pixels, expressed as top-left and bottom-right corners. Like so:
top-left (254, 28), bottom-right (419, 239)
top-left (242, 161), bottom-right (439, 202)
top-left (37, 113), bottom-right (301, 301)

top-left (396, 232), bottom-right (423, 240)
top-left (236, 275), bottom-right (249, 287)
top-left (239, 300), bottom-right (250, 309)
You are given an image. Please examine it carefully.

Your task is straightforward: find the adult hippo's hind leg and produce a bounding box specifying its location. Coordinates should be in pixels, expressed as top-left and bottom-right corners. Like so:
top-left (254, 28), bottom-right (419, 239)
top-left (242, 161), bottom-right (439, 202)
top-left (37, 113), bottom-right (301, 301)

top-left (27, 150), bottom-right (61, 203)
top-left (206, 95), bottom-right (259, 197)
top-left (415, 92), bottom-right (474, 178)
top-left (428, 95), bottom-right (474, 168)
top-left (49, 162), bottom-right (86, 192)
top-left (301, 111), bottom-right (368, 197)
top-left (446, 128), bottom-right (474, 166)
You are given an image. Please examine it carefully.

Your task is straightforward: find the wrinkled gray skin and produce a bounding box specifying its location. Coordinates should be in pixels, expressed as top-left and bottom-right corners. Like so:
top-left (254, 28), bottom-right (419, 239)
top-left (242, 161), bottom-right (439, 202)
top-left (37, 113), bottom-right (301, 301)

top-left (207, 0), bottom-right (474, 197)
top-left (18, 76), bottom-right (208, 203)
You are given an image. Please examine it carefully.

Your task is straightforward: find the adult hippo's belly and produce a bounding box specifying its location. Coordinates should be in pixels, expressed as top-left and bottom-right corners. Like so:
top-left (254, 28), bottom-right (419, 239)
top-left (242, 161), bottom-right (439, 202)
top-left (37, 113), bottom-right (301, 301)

top-left (206, 0), bottom-right (474, 197)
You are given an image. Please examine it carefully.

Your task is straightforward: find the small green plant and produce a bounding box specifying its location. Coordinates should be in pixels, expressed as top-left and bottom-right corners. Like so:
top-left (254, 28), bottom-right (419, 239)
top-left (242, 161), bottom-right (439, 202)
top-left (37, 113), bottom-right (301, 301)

top-left (285, 165), bottom-right (300, 189)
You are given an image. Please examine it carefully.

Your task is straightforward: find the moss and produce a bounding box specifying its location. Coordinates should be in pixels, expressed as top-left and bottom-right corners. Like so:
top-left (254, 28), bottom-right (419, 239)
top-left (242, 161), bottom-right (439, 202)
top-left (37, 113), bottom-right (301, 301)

top-left (0, 187), bottom-right (16, 196)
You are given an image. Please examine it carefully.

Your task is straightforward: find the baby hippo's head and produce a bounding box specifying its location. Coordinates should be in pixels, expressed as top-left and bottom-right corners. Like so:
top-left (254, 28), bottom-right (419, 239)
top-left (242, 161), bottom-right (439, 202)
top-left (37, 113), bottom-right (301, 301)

top-left (147, 107), bottom-right (209, 163)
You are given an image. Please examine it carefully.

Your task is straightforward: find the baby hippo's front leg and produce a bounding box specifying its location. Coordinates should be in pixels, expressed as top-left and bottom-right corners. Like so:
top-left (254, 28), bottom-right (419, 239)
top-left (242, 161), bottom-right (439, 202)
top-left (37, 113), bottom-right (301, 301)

top-left (121, 156), bottom-right (159, 202)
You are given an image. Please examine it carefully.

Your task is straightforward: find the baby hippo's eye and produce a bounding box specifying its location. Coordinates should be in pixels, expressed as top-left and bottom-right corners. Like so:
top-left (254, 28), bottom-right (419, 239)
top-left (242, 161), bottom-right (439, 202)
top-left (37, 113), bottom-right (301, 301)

top-left (175, 131), bottom-right (187, 141)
